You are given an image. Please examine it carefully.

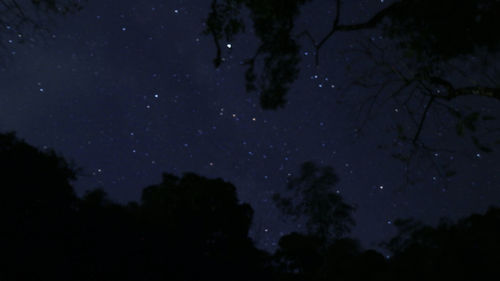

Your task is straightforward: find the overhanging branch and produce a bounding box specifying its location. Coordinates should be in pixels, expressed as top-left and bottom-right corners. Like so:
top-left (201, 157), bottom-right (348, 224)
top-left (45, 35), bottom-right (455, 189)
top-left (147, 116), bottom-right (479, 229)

top-left (429, 76), bottom-right (500, 101)
top-left (311, 0), bottom-right (402, 65)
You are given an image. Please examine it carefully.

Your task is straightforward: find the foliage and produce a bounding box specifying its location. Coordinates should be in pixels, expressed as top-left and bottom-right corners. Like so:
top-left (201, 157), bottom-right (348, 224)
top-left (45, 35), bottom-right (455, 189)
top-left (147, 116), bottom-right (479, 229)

top-left (204, 0), bottom-right (311, 108)
top-left (0, 132), bottom-right (78, 280)
top-left (0, 0), bottom-right (84, 51)
top-left (0, 132), bottom-right (267, 281)
top-left (385, 208), bottom-right (500, 280)
top-left (204, 0), bottom-right (500, 187)
top-left (382, 0), bottom-right (500, 62)
top-left (204, 0), bottom-right (500, 108)
top-left (273, 161), bottom-right (355, 241)
top-left (2, 132), bottom-right (500, 280)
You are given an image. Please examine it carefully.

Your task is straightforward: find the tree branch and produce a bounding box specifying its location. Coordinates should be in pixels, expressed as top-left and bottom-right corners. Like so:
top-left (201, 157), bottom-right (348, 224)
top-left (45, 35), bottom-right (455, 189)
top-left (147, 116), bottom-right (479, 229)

top-left (312, 0), bottom-right (401, 65)
top-left (208, 0), bottom-right (222, 67)
top-left (429, 76), bottom-right (500, 101)
top-left (412, 95), bottom-right (435, 144)
top-left (314, 0), bottom-right (341, 65)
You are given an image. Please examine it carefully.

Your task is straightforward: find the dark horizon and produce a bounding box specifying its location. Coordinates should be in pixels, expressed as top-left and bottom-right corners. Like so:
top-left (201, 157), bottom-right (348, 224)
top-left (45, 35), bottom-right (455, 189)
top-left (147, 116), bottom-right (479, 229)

top-left (2, 130), bottom-right (500, 281)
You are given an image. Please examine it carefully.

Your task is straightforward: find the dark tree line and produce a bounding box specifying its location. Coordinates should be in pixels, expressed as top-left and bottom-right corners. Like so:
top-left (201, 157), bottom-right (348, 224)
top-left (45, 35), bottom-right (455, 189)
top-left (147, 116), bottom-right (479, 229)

top-left (0, 132), bottom-right (268, 281)
top-left (2, 131), bottom-right (500, 281)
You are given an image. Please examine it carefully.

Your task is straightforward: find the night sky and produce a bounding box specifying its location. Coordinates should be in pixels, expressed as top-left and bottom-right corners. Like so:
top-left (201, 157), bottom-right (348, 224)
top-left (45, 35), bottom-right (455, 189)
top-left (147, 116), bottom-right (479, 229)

top-left (1, 0), bottom-right (499, 252)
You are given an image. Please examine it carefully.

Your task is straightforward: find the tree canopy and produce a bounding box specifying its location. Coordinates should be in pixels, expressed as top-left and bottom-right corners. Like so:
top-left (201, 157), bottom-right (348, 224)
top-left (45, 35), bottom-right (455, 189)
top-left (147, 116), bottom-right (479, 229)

top-left (0, 132), bottom-right (267, 281)
top-left (205, 0), bottom-right (500, 108)
top-left (2, 131), bottom-right (500, 280)
top-left (273, 161), bottom-right (355, 241)
top-left (204, 0), bottom-right (500, 184)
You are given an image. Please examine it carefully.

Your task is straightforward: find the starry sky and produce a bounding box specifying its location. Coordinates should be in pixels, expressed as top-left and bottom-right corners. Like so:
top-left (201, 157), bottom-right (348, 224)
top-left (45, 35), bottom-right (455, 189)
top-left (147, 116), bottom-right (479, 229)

top-left (0, 0), bottom-right (499, 251)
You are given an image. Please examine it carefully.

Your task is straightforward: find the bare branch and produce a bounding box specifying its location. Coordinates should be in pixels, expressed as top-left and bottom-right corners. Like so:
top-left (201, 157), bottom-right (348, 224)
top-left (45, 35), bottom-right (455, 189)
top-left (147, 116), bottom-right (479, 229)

top-left (412, 96), bottom-right (435, 144)
top-left (429, 76), bottom-right (500, 101)
top-left (312, 0), bottom-right (402, 65)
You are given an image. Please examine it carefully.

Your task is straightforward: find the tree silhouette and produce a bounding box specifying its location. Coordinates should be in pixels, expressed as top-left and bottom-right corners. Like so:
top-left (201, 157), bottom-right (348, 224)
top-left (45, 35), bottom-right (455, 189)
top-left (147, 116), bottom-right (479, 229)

top-left (2, 132), bottom-right (500, 281)
top-left (273, 161), bottom-right (355, 242)
top-left (140, 172), bottom-right (254, 255)
top-left (273, 232), bottom-right (324, 280)
top-left (0, 132), bottom-right (78, 280)
top-left (345, 0), bottom-right (500, 182)
top-left (273, 231), bottom-right (388, 281)
top-left (385, 207), bottom-right (500, 281)
top-left (273, 205), bottom-right (500, 281)
top-left (72, 188), bottom-right (144, 281)
top-left (0, 0), bottom-right (84, 54)
top-left (381, 0), bottom-right (500, 61)
top-left (204, 0), bottom-right (311, 109)
top-left (0, 132), bottom-right (269, 281)
top-left (139, 172), bottom-right (265, 281)
top-left (204, 0), bottom-right (500, 184)
top-left (205, 0), bottom-right (499, 108)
